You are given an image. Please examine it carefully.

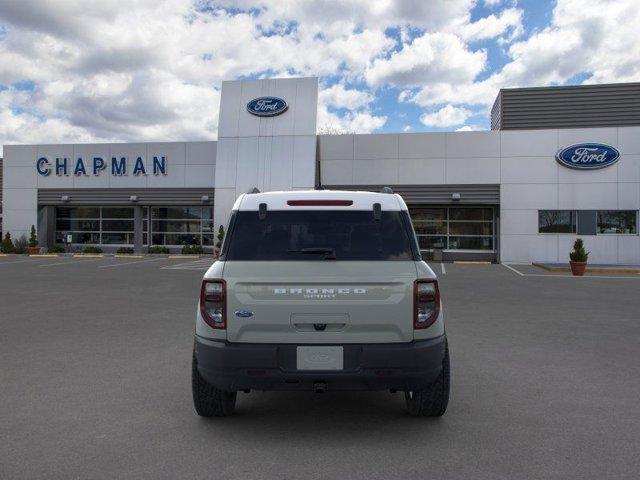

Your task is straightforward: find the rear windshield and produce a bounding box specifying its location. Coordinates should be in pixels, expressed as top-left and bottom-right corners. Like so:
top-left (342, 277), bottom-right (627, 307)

top-left (224, 210), bottom-right (417, 261)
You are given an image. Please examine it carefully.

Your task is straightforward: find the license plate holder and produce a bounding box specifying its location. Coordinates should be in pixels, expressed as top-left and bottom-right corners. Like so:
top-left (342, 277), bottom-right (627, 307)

top-left (296, 346), bottom-right (344, 370)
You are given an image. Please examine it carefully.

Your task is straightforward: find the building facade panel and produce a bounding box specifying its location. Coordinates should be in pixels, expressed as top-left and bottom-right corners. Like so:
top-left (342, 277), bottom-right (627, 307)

top-left (398, 133), bottom-right (446, 159)
top-left (2, 78), bottom-right (639, 264)
top-left (500, 129), bottom-right (559, 157)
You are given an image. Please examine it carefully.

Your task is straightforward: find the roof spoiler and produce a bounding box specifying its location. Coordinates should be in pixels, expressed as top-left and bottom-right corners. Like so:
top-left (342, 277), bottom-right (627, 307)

top-left (380, 186), bottom-right (394, 194)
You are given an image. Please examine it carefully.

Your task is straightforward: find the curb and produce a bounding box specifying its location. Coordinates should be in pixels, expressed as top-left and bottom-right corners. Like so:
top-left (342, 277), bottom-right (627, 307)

top-left (114, 254), bottom-right (145, 259)
top-left (29, 254), bottom-right (59, 258)
top-left (533, 263), bottom-right (640, 275)
top-left (73, 254), bottom-right (105, 258)
top-left (453, 261), bottom-right (492, 265)
top-left (168, 255), bottom-right (200, 259)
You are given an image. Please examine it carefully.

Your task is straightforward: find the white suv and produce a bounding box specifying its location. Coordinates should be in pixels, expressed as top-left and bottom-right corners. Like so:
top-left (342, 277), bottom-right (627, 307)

top-left (192, 190), bottom-right (449, 416)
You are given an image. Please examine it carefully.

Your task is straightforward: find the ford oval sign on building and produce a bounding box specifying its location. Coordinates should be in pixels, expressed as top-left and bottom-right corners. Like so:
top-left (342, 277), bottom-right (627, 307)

top-left (246, 97), bottom-right (288, 117)
top-left (556, 143), bottom-right (620, 170)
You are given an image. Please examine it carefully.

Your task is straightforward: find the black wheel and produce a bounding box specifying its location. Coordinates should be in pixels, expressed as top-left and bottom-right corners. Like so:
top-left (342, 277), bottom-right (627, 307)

top-left (405, 340), bottom-right (450, 417)
top-left (192, 354), bottom-right (237, 417)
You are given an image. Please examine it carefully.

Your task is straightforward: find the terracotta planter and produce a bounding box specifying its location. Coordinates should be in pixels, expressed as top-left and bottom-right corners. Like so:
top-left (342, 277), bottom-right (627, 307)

top-left (27, 246), bottom-right (41, 255)
top-left (569, 261), bottom-right (587, 276)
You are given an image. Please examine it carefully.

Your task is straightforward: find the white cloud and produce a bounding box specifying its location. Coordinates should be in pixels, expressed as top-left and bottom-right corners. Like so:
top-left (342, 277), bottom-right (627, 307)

top-left (405, 0), bottom-right (640, 109)
top-left (458, 7), bottom-right (523, 42)
top-left (0, 0), bottom-right (639, 150)
top-left (317, 106), bottom-right (386, 134)
top-left (366, 32), bottom-right (486, 88)
top-left (319, 84), bottom-right (373, 110)
top-left (420, 105), bottom-right (472, 127)
top-left (456, 124), bottom-right (484, 131)
top-left (402, 125), bottom-right (412, 132)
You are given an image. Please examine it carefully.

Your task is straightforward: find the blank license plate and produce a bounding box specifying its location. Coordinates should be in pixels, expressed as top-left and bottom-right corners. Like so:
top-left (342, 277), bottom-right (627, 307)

top-left (296, 346), bottom-right (343, 370)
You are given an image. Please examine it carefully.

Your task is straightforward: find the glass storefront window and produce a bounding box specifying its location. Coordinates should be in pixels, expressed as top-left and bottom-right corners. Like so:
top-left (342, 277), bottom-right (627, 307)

top-left (53, 205), bottom-right (214, 247)
top-left (152, 207), bottom-right (203, 220)
top-left (449, 208), bottom-right (493, 221)
top-left (150, 206), bottom-right (214, 246)
top-left (449, 236), bottom-right (493, 250)
top-left (409, 206), bottom-right (495, 251)
top-left (413, 221), bottom-right (447, 235)
top-left (55, 206), bottom-right (142, 246)
top-left (597, 211), bottom-right (638, 234)
top-left (538, 210), bottom-right (576, 233)
top-left (56, 207), bottom-right (100, 219)
top-left (448, 222), bottom-right (493, 236)
top-left (417, 236), bottom-right (447, 250)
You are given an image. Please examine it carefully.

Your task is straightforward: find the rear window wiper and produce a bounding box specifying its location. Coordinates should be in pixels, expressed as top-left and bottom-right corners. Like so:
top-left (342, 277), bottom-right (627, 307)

top-left (287, 248), bottom-right (337, 260)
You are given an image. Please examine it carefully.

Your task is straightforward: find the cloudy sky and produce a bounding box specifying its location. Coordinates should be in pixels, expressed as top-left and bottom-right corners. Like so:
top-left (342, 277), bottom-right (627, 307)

top-left (0, 0), bottom-right (639, 154)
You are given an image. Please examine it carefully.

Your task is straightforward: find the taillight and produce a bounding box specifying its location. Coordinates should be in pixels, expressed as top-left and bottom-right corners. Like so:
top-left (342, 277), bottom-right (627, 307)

top-left (414, 279), bottom-right (440, 329)
top-left (200, 279), bottom-right (226, 329)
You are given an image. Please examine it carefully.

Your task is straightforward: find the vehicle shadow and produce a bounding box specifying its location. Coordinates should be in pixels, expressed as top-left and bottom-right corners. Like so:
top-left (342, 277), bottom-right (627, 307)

top-left (192, 390), bottom-right (448, 443)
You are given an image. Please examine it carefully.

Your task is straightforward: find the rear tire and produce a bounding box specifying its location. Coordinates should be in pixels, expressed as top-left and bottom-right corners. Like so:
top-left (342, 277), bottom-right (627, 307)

top-left (405, 340), bottom-right (450, 417)
top-left (192, 354), bottom-right (237, 417)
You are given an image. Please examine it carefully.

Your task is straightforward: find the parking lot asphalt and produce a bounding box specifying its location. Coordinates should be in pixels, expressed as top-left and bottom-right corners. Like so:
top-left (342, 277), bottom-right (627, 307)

top-left (1, 256), bottom-right (639, 479)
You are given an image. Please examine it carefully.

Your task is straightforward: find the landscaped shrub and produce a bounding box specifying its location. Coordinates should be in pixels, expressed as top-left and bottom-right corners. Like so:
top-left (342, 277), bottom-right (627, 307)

top-left (569, 238), bottom-right (589, 262)
top-left (214, 225), bottom-right (225, 257)
top-left (116, 247), bottom-right (135, 254)
top-left (29, 225), bottom-right (38, 247)
top-left (82, 246), bottom-right (103, 254)
top-left (182, 244), bottom-right (204, 255)
top-left (1, 233), bottom-right (14, 253)
top-left (13, 235), bottom-right (28, 254)
top-left (148, 245), bottom-right (170, 254)
top-left (48, 244), bottom-right (66, 254)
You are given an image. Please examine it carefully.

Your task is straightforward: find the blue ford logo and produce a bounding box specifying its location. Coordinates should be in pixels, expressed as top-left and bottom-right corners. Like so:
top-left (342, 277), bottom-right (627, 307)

top-left (246, 97), bottom-right (288, 117)
top-left (234, 310), bottom-right (254, 318)
top-left (556, 143), bottom-right (620, 170)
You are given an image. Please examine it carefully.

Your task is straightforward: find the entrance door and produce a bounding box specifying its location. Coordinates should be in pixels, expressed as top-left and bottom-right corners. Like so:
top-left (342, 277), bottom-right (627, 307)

top-left (408, 206), bottom-right (497, 262)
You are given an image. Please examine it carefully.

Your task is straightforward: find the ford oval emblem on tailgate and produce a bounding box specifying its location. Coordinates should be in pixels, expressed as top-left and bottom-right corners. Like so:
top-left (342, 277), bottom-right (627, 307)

top-left (235, 310), bottom-right (254, 318)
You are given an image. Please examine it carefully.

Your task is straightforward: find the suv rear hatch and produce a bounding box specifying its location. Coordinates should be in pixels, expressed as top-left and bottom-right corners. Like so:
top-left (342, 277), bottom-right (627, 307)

top-left (220, 208), bottom-right (419, 344)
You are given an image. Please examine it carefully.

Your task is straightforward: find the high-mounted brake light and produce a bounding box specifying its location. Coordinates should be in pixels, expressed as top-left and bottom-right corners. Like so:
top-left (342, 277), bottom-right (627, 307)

top-left (200, 279), bottom-right (226, 329)
top-left (287, 200), bottom-right (353, 206)
top-left (414, 279), bottom-right (440, 329)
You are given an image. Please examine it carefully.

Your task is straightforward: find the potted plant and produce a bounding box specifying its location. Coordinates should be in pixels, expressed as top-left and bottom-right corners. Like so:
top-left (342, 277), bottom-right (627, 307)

top-left (1, 232), bottom-right (14, 254)
top-left (28, 225), bottom-right (41, 255)
top-left (569, 238), bottom-right (589, 276)
top-left (13, 235), bottom-right (29, 254)
top-left (214, 225), bottom-right (225, 258)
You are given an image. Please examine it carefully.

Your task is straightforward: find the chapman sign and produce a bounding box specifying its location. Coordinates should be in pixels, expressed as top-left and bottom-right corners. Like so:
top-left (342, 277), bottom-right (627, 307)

top-left (36, 156), bottom-right (167, 177)
top-left (556, 143), bottom-right (620, 170)
top-left (246, 97), bottom-right (288, 117)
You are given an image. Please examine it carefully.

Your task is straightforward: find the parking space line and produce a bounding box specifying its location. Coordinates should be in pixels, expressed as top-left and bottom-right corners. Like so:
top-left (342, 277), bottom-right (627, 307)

top-left (39, 258), bottom-right (106, 267)
top-left (98, 257), bottom-right (166, 269)
top-left (502, 263), bottom-right (524, 276)
top-left (0, 258), bottom-right (54, 266)
top-left (161, 259), bottom-right (214, 270)
top-left (441, 262), bottom-right (446, 275)
top-left (502, 263), bottom-right (640, 280)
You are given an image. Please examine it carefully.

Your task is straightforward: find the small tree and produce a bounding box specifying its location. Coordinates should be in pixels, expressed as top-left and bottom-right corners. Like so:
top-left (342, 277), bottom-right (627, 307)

top-left (1, 232), bottom-right (14, 253)
top-left (569, 238), bottom-right (589, 262)
top-left (13, 235), bottom-right (28, 254)
top-left (215, 225), bottom-right (225, 255)
top-left (29, 225), bottom-right (38, 247)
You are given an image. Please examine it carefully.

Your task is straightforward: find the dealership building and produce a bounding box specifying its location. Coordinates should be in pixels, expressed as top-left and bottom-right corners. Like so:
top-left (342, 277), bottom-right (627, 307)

top-left (1, 78), bottom-right (639, 264)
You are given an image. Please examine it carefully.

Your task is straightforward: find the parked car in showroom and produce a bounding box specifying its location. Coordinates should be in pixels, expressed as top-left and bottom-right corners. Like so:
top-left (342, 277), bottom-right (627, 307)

top-left (192, 189), bottom-right (449, 417)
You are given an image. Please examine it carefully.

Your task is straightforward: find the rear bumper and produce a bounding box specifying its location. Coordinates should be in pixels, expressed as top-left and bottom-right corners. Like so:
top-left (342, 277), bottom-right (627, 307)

top-left (194, 335), bottom-right (446, 392)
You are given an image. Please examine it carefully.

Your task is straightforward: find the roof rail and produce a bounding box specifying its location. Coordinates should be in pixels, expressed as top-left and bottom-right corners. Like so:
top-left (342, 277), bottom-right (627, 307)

top-left (380, 186), bottom-right (394, 194)
top-left (247, 187), bottom-right (260, 194)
